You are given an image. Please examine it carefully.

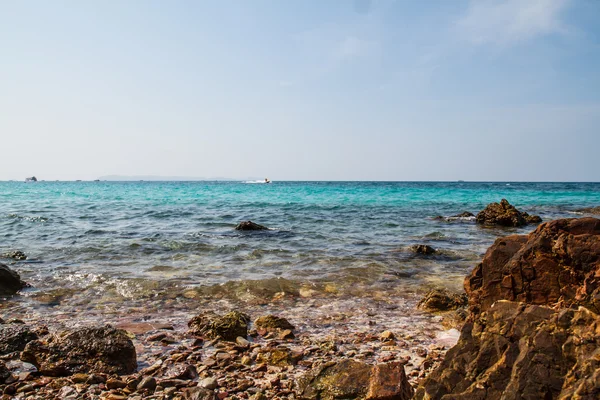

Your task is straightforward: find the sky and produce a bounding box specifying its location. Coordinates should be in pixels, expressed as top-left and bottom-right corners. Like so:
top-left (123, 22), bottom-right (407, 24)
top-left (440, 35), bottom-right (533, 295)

top-left (1, 0), bottom-right (599, 181)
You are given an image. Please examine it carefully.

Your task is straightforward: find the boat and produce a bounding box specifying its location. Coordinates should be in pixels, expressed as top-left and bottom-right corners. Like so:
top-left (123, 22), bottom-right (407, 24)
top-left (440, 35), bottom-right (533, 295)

top-left (25, 176), bottom-right (38, 182)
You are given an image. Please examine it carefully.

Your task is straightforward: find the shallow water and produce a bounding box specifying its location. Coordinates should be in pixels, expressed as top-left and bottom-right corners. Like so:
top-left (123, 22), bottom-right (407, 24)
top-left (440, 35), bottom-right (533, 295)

top-left (1, 181), bottom-right (599, 327)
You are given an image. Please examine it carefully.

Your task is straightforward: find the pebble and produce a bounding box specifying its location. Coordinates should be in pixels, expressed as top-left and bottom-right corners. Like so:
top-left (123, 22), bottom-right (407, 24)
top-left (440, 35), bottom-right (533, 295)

top-left (200, 377), bottom-right (219, 390)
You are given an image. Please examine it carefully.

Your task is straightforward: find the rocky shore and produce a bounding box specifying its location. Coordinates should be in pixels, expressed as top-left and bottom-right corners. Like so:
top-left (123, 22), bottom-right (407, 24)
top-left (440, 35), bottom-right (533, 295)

top-left (1, 202), bottom-right (599, 399)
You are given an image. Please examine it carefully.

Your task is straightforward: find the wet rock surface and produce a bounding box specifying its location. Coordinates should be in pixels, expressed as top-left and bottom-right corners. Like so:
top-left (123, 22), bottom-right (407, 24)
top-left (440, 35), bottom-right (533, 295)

top-left (0, 263), bottom-right (27, 296)
top-left (1, 250), bottom-right (27, 261)
top-left (577, 206), bottom-right (600, 215)
top-left (20, 326), bottom-right (137, 376)
top-left (235, 221), bottom-right (268, 231)
top-left (411, 245), bottom-right (436, 255)
top-left (476, 198), bottom-right (541, 227)
top-left (417, 217), bottom-right (600, 399)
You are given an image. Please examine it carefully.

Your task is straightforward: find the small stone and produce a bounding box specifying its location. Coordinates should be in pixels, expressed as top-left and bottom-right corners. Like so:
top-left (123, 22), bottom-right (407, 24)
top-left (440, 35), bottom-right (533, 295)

top-left (137, 376), bottom-right (157, 392)
top-left (147, 332), bottom-right (167, 342)
top-left (278, 329), bottom-right (294, 340)
top-left (236, 336), bottom-right (250, 347)
top-left (380, 331), bottom-right (395, 341)
top-left (200, 377), bottom-right (218, 390)
top-left (107, 378), bottom-right (127, 389)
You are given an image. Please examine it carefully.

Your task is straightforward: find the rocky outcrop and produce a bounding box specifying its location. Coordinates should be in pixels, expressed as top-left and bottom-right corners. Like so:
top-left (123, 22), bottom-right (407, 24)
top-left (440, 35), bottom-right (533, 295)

top-left (416, 217), bottom-right (600, 399)
top-left (466, 217), bottom-right (600, 314)
top-left (0, 263), bottom-right (27, 296)
top-left (297, 360), bottom-right (413, 400)
top-left (0, 322), bottom-right (38, 355)
top-left (235, 221), bottom-right (268, 231)
top-left (188, 311), bottom-right (250, 341)
top-left (20, 326), bottom-right (137, 376)
top-left (411, 244), bottom-right (436, 255)
top-left (417, 289), bottom-right (467, 312)
top-left (476, 199), bottom-right (541, 227)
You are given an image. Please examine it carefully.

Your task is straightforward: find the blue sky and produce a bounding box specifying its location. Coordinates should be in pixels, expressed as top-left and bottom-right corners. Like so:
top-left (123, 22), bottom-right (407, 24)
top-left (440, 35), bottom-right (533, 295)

top-left (1, 0), bottom-right (599, 181)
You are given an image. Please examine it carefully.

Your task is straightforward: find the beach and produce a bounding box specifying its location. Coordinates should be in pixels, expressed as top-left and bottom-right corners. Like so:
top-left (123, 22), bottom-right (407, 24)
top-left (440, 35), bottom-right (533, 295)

top-left (1, 181), bottom-right (600, 399)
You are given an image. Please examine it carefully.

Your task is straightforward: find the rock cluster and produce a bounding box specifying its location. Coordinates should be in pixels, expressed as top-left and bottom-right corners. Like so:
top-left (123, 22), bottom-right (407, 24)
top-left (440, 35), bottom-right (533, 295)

top-left (411, 245), bottom-right (436, 255)
top-left (1, 250), bottom-right (27, 261)
top-left (0, 264), bottom-right (27, 296)
top-left (476, 198), bottom-right (541, 227)
top-left (188, 311), bottom-right (250, 342)
top-left (416, 217), bottom-right (600, 399)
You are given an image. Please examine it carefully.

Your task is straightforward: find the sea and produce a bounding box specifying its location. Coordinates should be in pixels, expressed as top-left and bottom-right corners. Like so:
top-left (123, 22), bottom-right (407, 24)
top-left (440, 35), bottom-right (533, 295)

top-left (1, 181), bottom-right (599, 335)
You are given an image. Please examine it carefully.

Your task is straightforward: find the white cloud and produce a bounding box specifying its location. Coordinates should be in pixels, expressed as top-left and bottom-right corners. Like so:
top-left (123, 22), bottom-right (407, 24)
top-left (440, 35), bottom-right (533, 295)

top-left (456, 0), bottom-right (571, 46)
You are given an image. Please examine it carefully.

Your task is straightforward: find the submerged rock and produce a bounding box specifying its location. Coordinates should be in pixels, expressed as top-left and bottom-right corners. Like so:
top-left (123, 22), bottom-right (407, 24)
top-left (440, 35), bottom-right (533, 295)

top-left (0, 263), bottom-right (27, 296)
top-left (1, 250), bottom-right (27, 261)
top-left (466, 217), bottom-right (600, 314)
top-left (411, 244), bottom-right (436, 255)
top-left (0, 323), bottom-right (38, 355)
top-left (188, 311), bottom-right (250, 341)
top-left (235, 221), bottom-right (268, 231)
top-left (297, 360), bottom-right (413, 400)
top-left (417, 288), bottom-right (467, 312)
top-left (476, 198), bottom-right (541, 227)
top-left (577, 206), bottom-right (600, 215)
top-left (20, 326), bottom-right (137, 376)
top-left (416, 217), bottom-right (600, 399)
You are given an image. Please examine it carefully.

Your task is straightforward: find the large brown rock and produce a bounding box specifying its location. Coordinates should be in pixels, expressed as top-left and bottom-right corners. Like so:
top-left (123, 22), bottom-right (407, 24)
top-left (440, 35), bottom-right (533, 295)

top-left (476, 199), bottom-right (541, 227)
top-left (20, 326), bottom-right (137, 376)
top-left (0, 263), bottom-right (27, 296)
top-left (416, 217), bottom-right (600, 399)
top-left (466, 217), bottom-right (600, 314)
top-left (297, 360), bottom-right (413, 400)
top-left (415, 301), bottom-right (600, 400)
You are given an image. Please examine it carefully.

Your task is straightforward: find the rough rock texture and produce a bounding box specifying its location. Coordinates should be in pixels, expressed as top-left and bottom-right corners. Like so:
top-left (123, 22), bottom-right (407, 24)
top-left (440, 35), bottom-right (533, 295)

top-left (466, 217), bottom-right (600, 314)
top-left (577, 206), bottom-right (600, 215)
top-left (0, 323), bottom-right (38, 355)
top-left (476, 199), bottom-right (541, 227)
top-left (415, 301), bottom-right (600, 400)
top-left (417, 289), bottom-right (467, 312)
top-left (235, 221), bottom-right (268, 231)
top-left (416, 217), bottom-right (600, 399)
top-left (20, 326), bottom-right (137, 376)
top-left (0, 263), bottom-right (27, 296)
top-left (254, 315), bottom-right (295, 332)
top-left (411, 244), bottom-right (436, 255)
top-left (297, 360), bottom-right (413, 400)
top-left (188, 311), bottom-right (250, 341)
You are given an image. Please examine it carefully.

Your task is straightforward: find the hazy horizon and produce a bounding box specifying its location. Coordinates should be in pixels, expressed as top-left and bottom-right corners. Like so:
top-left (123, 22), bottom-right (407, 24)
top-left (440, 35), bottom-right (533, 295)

top-left (2, 0), bottom-right (599, 182)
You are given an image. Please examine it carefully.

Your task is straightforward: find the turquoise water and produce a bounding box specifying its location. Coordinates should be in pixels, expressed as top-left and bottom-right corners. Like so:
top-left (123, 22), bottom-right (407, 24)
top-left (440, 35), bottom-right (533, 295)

top-left (1, 181), bottom-right (599, 318)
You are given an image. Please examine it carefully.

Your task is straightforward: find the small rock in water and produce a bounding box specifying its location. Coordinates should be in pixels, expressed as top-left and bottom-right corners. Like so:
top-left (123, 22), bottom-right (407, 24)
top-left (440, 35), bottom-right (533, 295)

top-left (235, 221), bottom-right (268, 231)
top-left (188, 311), bottom-right (250, 342)
top-left (417, 289), bottom-right (467, 312)
top-left (1, 250), bottom-right (27, 261)
top-left (411, 245), bottom-right (436, 255)
top-left (254, 315), bottom-right (295, 333)
top-left (0, 264), bottom-right (28, 296)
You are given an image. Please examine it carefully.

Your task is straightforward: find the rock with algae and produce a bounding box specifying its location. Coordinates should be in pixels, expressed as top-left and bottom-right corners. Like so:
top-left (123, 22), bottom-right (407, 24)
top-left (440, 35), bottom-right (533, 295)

top-left (188, 311), bottom-right (250, 341)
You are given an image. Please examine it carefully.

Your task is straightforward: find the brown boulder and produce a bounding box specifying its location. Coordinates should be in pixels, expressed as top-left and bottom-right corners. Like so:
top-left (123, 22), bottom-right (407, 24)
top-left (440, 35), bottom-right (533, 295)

top-left (466, 217), bottom-right (600, 314)
top-left (20, 326), bottom-right (137, 376)
top-left (297, 359), bottom-right (412, 400)
top-left (0, 263), bottom-right (27, 296)
top-left (476, 199), bottom-right (541, 227)
top-left (415, 301), bottom-right (600, 400)
top-left (188, 311), bottom-right (250, 341)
